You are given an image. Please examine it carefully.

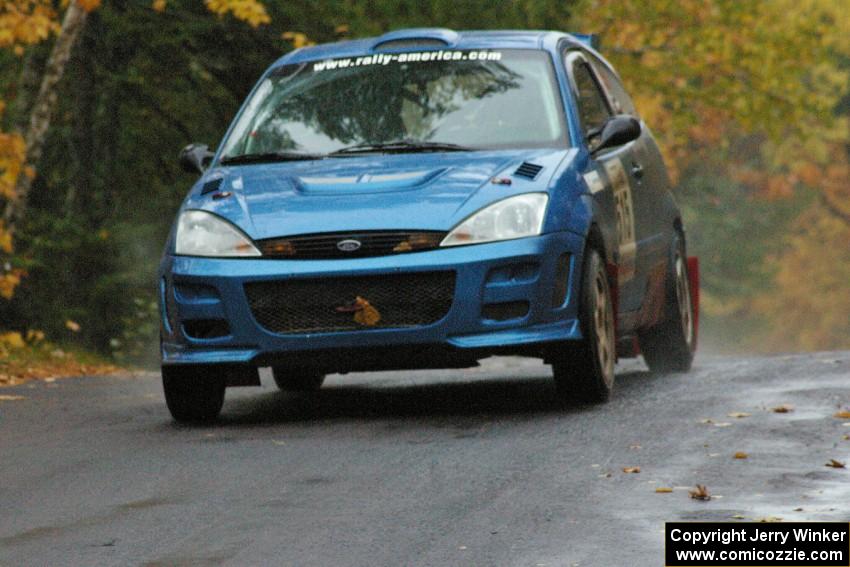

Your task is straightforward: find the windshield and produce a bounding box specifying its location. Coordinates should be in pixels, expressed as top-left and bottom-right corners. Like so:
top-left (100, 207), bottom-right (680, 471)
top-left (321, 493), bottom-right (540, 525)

top-left (220, 49), bottom-right (567, 159)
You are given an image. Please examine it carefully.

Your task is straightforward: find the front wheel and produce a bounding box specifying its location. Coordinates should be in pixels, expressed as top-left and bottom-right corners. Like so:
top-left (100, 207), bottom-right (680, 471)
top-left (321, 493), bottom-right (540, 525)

top-left (638, 232), bottom-right (695, 373)
top-left (162, 365), bottom-right (226, 423)
top-left (551, 248), bottom-right (616, 403)
top-left (271, 367), bottom-right (326, 392)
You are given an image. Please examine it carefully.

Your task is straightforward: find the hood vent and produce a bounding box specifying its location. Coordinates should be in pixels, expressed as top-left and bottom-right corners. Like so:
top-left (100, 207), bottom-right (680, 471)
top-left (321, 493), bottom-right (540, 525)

top-left (514, 162), bottom-right (543, 180)
top-left (201, 178), bottom-right (223, 195)
top-left (201, 177), bottom-right (224, 195)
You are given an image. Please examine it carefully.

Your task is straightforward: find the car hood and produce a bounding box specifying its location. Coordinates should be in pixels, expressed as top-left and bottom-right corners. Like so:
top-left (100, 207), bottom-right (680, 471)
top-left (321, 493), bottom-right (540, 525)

top-left (183, 149), bottom-right (573, 240)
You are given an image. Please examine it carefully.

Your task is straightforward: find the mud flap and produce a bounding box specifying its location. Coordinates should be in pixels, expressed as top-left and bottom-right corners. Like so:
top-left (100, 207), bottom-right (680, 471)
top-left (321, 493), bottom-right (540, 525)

top-left (687, 256), bottom-right (700, 350)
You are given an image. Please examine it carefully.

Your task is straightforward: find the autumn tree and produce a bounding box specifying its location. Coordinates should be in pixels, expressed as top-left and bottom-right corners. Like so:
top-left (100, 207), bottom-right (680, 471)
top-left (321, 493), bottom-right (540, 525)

top-left (577, 0), bottom-right (850, 350)
top-left (0, 0), bottom-right (270, 301)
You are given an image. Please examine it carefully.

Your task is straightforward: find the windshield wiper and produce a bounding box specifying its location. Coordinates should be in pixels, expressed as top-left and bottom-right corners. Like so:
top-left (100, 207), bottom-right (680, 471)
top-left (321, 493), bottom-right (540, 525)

top-left (328, 140), bottom-right (476, 156)
top-left (220, 151), bottom-right (324, 165)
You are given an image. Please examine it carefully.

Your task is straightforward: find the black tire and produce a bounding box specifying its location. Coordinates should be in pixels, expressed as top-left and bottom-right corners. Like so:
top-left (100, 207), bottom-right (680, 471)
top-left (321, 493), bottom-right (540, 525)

top-left (551, 248), bottom-right (616, 403)
top-left (162, 365), bottom-right (226, 423)
top-left (638, 232), bottom-right (695, 373)
top-left (271, 367), bottom-right (326, 392)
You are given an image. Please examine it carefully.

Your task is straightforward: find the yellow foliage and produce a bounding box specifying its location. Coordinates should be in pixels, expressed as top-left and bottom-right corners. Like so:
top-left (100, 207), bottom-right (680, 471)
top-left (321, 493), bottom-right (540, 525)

top-left (0, 223), bottom-right (12, 253)
top-left (0, 0), bottom-right (59, 48)
top-left (0, 331), bottom-right (24, 349)
top-left (754, 205), bottom-right (850, 351)
top-left (25, 329), bottom-right (45, 344)
top-left (60, 0), bottom-right (101, 12)
top-left (152, 0), bottom-right (167, 13)
top-left (282, 31), bottom-right (314, 48)
top-left (0, 131), bottom-right (26, 200)
top-left (76, 0), bottom-right (101, 11)
top-left (574, 0), bottom-right (850, 181)
top-left (204, 0), bottom-right (270, 27)
top-left (0, 269), bottom-right (24, 299)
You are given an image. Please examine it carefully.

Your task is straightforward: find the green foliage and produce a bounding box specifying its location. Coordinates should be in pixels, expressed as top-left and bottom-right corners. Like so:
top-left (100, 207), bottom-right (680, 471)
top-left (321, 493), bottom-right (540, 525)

top-left (677, 172), bottom-right (808, 352)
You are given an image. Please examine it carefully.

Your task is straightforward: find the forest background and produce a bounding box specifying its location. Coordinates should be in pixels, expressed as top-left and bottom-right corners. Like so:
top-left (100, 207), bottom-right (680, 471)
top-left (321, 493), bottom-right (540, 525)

top-left (0, 0), bottom-right (847, 373)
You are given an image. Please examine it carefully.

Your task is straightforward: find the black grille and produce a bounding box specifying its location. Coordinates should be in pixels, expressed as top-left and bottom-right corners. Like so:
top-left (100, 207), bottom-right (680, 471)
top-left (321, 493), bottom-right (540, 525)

top-left (482, 301), bottom-right (529, 321)
top-left (245, 272), bottom-right (455, 334)
top-left (183, 319), bottom-right (230, 339)
top-left (257, 231), bottom-right (446, 259)
top-left (514, 162), bottom-right (543, 180)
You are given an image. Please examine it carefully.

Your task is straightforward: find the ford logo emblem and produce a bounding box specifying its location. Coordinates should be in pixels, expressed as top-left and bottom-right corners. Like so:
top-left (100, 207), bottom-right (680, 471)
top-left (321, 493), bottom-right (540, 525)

top-left (336, 239), bottom-right (362, 252)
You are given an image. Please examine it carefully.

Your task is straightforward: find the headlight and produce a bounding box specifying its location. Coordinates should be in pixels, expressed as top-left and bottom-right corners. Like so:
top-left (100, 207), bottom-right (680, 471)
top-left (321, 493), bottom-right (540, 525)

top-left (441, 193), bottom-right (548, 247)
top-left (175, 210), bottom-right (261, 257)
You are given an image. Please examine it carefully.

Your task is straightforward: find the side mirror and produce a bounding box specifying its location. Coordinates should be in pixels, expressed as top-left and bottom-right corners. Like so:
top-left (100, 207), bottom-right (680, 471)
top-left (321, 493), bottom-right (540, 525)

top-left (179, 143), bottom-right (214, 174)
top-left (590, 115), bottom-right (641, 154)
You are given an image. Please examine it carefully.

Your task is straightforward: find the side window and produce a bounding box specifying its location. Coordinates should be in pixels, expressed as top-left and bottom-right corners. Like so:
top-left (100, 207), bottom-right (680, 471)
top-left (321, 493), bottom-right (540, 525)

top-left (570, 58), bottom-right (612, 139)
top-left (587, 54), bottom-right (638, 117)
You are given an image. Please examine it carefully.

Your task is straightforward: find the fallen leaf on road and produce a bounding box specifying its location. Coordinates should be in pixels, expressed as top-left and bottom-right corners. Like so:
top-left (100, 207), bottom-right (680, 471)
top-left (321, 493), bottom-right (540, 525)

top-left (713, 422), bottom-right (732, 427)
top-left (623, 466), bottom-right (641, 473)
top-left (0, 395), bottom-right (25, 401)
top-left (272, 440), bottom-right (286, 446)
top-left (655, 487), bottom-right (673, 493)
top-left (629, 444), bottom-right (642, 450)
top-left (825, 459), bottom-right (846, 469)
top-left (732, 514), bottom-right (746, 519)
top-left (771, 404), bottom-right (794, 413)
top-left (757, 516), bottom-right (783, 523)
top-left (834, 410), bottom-right (850, 419)
top-left (689, 485), bottom-right (711, 501)
top-left (843, 435), bottom-right (849, 441)
top-left (734, 452), bottom-right (748, 459)
top-left (793, 507), bottom-right (804, 511)
top-left (728, 412), bottom-right (751, 418)
top-left (699, 418), bottom-right (714, 424)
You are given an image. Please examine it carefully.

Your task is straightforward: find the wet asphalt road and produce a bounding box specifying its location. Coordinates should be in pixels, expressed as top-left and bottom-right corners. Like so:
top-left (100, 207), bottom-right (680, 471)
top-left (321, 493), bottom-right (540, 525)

top-left (1, 352), bottom-right (849, 566)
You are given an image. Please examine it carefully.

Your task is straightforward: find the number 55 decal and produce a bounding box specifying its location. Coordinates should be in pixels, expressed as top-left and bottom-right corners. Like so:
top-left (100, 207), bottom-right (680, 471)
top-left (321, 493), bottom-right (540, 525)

top-left (604, 158), bottom-right (636, 283)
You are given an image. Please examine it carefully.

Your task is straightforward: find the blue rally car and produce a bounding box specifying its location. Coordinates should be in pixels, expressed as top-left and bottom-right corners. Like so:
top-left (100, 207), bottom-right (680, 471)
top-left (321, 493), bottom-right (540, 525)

top-left (160, 28), bottom-right (699, 422)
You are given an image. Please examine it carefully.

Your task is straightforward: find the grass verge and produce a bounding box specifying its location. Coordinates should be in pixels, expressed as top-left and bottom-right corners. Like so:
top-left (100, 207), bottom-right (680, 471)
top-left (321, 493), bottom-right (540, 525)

top-left (0, 341), bottom-right (123, 387)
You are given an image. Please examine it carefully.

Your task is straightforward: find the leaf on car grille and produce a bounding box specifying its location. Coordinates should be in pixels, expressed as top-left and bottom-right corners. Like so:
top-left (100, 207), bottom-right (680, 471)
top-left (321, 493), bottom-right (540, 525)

top-left (353, 297), bottom-right (381, 327)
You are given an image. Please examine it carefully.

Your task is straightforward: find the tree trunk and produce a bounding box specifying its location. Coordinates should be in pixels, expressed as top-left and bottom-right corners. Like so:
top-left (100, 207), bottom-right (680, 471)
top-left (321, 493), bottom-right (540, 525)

top-left (2, 3), bottom-right (89, 229)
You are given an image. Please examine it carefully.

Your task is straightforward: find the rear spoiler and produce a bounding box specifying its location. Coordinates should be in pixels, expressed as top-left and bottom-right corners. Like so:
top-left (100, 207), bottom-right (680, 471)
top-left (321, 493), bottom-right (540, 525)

top-left (569, 33), bottom-right (601, 50)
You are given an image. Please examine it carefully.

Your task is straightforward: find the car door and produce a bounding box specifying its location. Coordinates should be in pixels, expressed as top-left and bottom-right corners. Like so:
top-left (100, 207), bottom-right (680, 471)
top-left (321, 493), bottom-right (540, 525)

top-left (565, 51), bottom-right (645, 315)
top-left (586, 53), bottom-right (672, 297)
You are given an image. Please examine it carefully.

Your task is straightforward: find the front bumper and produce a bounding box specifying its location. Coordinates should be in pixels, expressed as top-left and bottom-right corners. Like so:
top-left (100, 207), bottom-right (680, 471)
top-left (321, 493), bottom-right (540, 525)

top-left (159, 231), bottom-right (586, 369)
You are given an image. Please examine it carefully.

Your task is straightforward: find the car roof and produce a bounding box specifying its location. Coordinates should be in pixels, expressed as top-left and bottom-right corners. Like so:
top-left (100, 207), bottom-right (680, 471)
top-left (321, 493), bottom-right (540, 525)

top-left (272, 28), bottom-right (603, 68)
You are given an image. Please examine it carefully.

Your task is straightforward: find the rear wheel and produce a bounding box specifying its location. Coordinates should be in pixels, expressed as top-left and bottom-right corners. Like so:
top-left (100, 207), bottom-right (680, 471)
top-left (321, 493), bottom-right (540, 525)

top-left (162, 365), bottom-right (226, 423)
top-left (638, 232), bottom-right (695, 373)
top-left (551, 248), bottom-right (616, 403)
top-left (271, 367), bottom-right (326, 392)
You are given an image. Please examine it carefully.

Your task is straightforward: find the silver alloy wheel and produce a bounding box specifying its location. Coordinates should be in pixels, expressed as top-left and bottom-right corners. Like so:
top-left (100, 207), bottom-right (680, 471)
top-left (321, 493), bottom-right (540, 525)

top-left (674, 254), bottom-right (694, 348)
top-left (594, 267), bottom-right (615, 386)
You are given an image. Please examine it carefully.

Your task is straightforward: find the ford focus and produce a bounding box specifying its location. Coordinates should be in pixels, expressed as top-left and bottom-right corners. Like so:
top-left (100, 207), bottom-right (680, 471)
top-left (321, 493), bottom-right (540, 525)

top-left (159, 28), bottom-right (698, 423)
